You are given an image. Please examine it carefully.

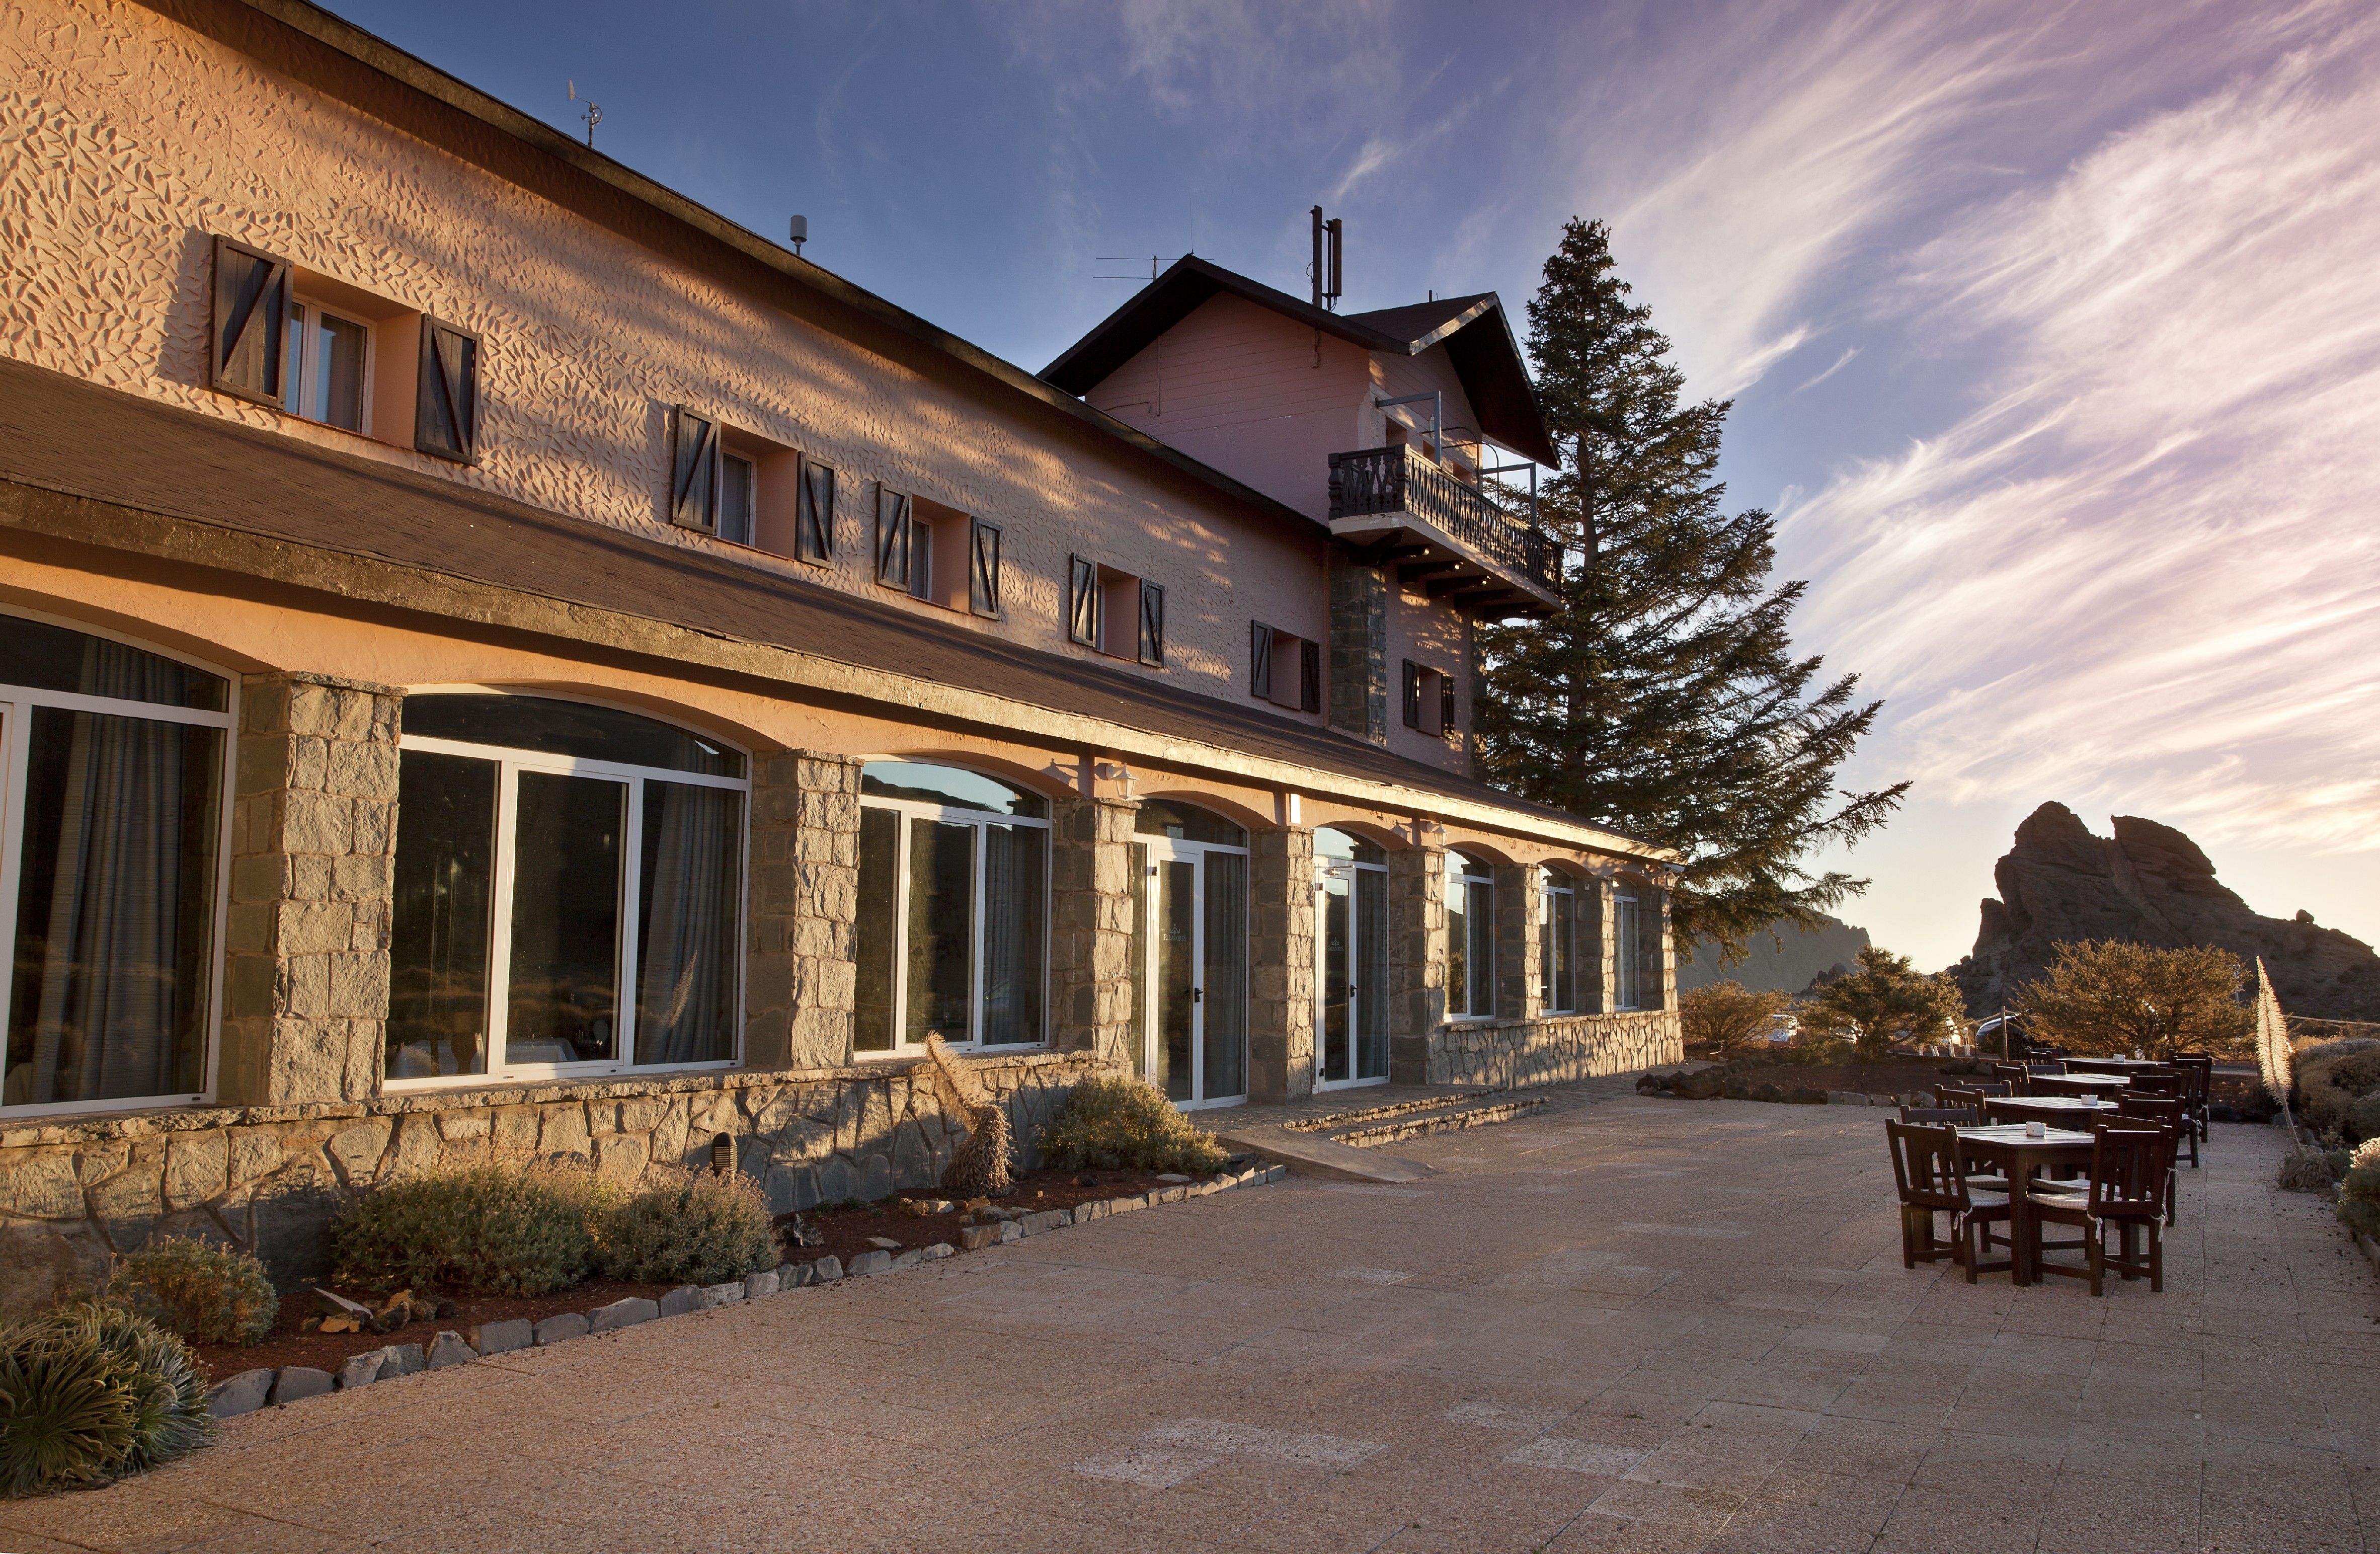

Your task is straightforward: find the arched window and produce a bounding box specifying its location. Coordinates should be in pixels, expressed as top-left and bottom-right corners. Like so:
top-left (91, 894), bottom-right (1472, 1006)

top-left (855, 760), bottom-right (1049, 1054)
top-left (0, 612), bottom-right (231, 1114)
top-left (388, 693), bottom-right (748, 1082)
top-left (1541, 868), bottom-right (1581, 1015)
top-left (1446, 849), bottom-right (1496, 1021)
top-left (1615, 885), bottom-right (1643, 1011)
top-left (1130, 800), bottom-right (1247, 1107)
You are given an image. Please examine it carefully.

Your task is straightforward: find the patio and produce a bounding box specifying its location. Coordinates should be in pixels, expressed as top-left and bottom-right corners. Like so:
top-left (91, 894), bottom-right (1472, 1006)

top-left (10, 1088), bottom-right (2374, 1553)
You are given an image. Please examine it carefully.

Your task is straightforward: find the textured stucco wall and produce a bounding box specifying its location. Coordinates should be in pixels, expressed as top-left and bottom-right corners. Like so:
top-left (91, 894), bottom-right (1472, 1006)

top-left (0, 0), bottom-right (1327, 710)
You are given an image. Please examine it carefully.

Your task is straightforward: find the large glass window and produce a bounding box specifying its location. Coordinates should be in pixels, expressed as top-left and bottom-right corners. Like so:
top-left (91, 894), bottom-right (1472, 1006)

top-left (1615, 892), bottom-right (1642, 1011)
top-left (1314, 827), bottom-right (1389, 1089)
top-left (1445, 850), bottom-right (1496, 1021)
top-left (1542, 872), bottom-right (1580, 1015)
top-left (854, 760), bottom-right (1048, 1054)
top-left (0, 615), bottom-right (231, 1115)
top-left (386, 694), bottom-right (746, 1082)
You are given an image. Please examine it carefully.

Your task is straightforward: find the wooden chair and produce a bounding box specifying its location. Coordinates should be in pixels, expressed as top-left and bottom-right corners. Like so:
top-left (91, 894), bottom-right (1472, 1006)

top-left (1988, 1062), bottom-right (2031, 1095)
top-left (2027, 1126), bottom-right (2172, 1295)
top-left (2172, 1056), bottom-right (2213, 1141)
top-left (2112, 1098), bottom-right (2188, 1224)
top-left (2130, 1070), bottom-right (2183, 1098)
top-left (1900, 1104), bottom-right (1980, 1125)
top-left (1886, 1120), bottom-right (2011, 1281)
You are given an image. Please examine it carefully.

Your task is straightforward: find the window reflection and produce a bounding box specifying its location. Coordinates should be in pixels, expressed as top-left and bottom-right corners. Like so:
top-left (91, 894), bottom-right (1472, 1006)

top-left (506, 772), bottom-right (623, 1066)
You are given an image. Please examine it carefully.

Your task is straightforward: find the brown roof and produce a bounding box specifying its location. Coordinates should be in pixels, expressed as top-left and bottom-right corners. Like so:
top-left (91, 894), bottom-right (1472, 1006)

top-left (0, 358), bottom-right (1636, 849)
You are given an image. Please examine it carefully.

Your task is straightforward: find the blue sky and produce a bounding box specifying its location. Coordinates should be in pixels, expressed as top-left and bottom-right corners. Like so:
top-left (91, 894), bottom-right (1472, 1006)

top-left (326, 0), bottom-right (2380, 969)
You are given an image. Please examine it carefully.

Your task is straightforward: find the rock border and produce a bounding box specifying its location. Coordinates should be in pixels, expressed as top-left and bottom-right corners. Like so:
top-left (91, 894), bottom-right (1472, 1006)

top-left (203, 1161), bottom-right (1287, 1419)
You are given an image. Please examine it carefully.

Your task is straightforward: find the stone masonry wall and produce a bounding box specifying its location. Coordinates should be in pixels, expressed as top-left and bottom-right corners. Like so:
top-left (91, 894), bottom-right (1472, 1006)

top-left (1388, 844), bottom-right (1447, 1084)
top-left (749, 753), bottom-right (860, 1070)
top-left (1494, 863), bottom-right (1542, 1025)
top-left (1426, 1011), bottom-right (1683, 1091)
top-left (216, 673), bottom-right (402, 1107)
top-left (1327, 548), bottom-right (1387, 745)
top-left (1051, 796), bottom-right (1136, 1065)
top-left (1248, 826), bottom-right (1316, 1103)
top-left (0, 1050), bottom-right (1106, 1314)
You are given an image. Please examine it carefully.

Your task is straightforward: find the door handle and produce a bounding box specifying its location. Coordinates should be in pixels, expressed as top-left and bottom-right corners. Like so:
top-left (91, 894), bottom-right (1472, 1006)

top-left (1193, 987), bottom-right (1204, 1004)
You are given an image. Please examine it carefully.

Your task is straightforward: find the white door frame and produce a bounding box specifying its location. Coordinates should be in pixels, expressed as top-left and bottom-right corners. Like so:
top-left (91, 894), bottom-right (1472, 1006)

top-left (1312, 857), bottom-right (1389, 1091)
top-left (1139, 836), bottom-right (1247, 1110)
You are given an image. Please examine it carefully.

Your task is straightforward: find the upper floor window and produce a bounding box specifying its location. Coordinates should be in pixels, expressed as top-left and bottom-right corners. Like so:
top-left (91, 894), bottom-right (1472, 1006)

top-left (875, 489), bottom-right (1001, 617)
top-left (0, 613), bottom-right (231, 1115)
top-left (1251, 623), bottom-right (1320, 712)
top-left (855, 760), bottom-right (1048, 1055)
top-left (1069, 556), bottom-right (1162, 666)
top-left (285, 299), bottom-right (370, 432)
top-left (667, 406), bottom-right (836, 564)
top-left (1445, 849), bottom-right (1495, 1021)
top-left (1402, 659), bottom-right (1456, 739)
top-left (387, 694), bottom-right (747, 1084)
top-left (1541, 871), bottom-right (1581, 1014)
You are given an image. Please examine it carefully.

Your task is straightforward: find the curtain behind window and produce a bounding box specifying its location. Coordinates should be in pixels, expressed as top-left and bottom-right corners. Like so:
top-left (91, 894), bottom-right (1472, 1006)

top-left (1201, 851), bottom-right (1248, 1099)
top-left (634, 781), bottom-right (741, 1065)
top-left (980, 823), bottom-right (1045, 1046)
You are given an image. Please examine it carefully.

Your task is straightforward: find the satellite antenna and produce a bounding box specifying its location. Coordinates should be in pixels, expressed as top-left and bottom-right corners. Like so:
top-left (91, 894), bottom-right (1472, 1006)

top-left (568, 81), bottom-right (601, 148)
top-left (788, 215), bottom-right (809, 257)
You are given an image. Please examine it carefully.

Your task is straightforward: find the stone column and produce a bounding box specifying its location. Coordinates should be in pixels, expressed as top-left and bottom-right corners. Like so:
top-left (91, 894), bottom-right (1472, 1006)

top-left (1248, 825), bottom-right (1316, 1103)
top-left (217, 673), bottom-right (402, 1106)
top-left (1327, 547), bottom-right (1387, 745)
top-left (746, 752), bottom-right (859, 1070)
top-left (1494, 863), bottom-right (1542, 1023)
top-left (1646, 884), bottom-right (1676, 1013)
top-left (1051, 794), bottom-right (1136, 1064)
top-left (1581, 879), bottom-right (1613, 1014)
top-left (1388, 842), bottom-right (1445, 1083)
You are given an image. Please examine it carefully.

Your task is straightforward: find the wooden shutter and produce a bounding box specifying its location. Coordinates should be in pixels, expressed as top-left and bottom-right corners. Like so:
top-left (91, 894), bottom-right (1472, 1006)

top-left (1301, 640), bottom-right (1322, 713)
top-left (414, 316), bottom-right (481, 463)
top-left (1440, 673), bottom-right (1457, 739)
top-left (875, 486), bottom-right (912, 589)
top-left (668, 407), bottom-right (719, 531)
top-left (1401, 660), bottom-right (1422, 728)
top-left (208, 236), bottom-right (290, 405)
top-left (1137, 580), bottom-right (1164, 667)
top-left (969, 518), bottom-right (1002, 616)
top-left (796, 458), bottom-right (835, 563)
top-left (1067, 556), bottom-right (1100, 646)
top-left (1249, 623), bottom-right (1273, 701)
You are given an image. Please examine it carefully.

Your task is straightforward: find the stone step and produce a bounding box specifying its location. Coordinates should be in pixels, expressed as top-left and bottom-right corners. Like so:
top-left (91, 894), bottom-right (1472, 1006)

top-left (1212, 1125), bottom-right (1430, 1184)
top-left (1331, 1096), bottom-right (1548, 1148)
top-left (1284, 1091), bottom-right (1490, 1134)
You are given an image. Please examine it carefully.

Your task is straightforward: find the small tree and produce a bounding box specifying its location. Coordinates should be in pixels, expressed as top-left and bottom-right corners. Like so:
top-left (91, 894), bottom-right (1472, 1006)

top-left (2015, 940), bottom-right (2253, 1058)
top-left (1680, 981), bottom-right (1789, 1059)
top-left (1800, 946), bottom-right (1965, 1061)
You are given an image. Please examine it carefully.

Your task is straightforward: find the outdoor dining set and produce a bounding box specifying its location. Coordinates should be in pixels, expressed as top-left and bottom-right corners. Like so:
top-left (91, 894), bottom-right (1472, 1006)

top-left (1887, 1054), bottom-right (2215, 1295)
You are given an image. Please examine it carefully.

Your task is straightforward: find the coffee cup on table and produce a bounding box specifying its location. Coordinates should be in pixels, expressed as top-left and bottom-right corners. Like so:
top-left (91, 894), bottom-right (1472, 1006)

top-left (2025, 1120), bottom-right (2045, 1139)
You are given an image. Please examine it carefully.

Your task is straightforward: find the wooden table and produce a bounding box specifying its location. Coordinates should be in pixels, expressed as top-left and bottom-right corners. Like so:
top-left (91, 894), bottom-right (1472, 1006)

top-left (2028, 1074), bottom-right (2128, 1098)
top-left (2064, 1058), bottom-right (2168, 1075)
top-left (1956, 1124), bottom-right (2097, 1284)
top-left (1986, 1096), bottom-right (2119, 1126)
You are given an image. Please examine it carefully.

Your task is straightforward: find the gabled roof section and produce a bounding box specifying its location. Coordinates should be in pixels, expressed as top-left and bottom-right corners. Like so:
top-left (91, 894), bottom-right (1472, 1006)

top-left (1042, 256), bottom-right (1558, 466)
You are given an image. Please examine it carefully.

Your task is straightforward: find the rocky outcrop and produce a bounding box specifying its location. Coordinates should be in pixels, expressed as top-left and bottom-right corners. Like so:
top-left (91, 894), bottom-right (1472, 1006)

top-left (1947, 802), bottom-right (2380, 1019)
top-left (1678, 913), bottom-right (1871, 995)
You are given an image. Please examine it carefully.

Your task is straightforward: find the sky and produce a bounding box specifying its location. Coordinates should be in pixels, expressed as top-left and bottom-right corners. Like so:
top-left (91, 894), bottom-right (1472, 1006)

top-left (323, 0), bottom-right (2380, 970)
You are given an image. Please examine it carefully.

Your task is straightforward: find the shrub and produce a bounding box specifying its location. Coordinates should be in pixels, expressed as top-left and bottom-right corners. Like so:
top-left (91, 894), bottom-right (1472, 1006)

top-left (107, 1237), bottom-right (278, 1348)
top-left (1038, 1075), bottom-right (1231, 1175)
top-left (2338, 1139), bottom-right (2380, 1240)
top-left (2015, 940), bottom-right (2254, 1058)
top-left (595, 1168), bottom-right (777, 1285)
top-left (1680, 981), bottom-right (1789, 1059)
top-left (0, 1299), bottom-right (213, 1497)
top-left (329, 1161), bottom-right (612, 1297)
top-left (1799, 947), bottom-right (1965, 1061)
top-left (2296, 1039), bottom-right (2380, 1140)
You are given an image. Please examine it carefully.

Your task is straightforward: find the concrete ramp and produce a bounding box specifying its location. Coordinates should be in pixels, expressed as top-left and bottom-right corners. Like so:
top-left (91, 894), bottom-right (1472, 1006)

top-left (1216, 1125), bottom-right (1430, 1184)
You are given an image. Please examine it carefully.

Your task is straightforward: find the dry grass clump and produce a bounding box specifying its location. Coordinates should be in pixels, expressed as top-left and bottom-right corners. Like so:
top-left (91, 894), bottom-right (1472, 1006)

top-left (2337, 1139), bottom-right (2380, 1240)
top-left (594, 1167), bottom-right (777, 1285)
top-left (0, 1299), bottom-right (213, 1498)
top-left (329, 1161), bottom-right (614, 1297)
top-left (106, 1237), bottom-right (278, 1348)
top-left (1039, 1075), bottom-right (1230, 1175)
top-left (2295, 1038), bottom-right (2380, 1141)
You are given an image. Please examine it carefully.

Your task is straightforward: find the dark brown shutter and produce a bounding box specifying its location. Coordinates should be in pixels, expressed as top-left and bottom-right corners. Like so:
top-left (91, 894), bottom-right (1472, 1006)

top-left (797, 458), bottom-right (835, 563)
top-left (668, 407), bottom-right (719, 531)
top-left (969, 518), bottom-right (1002, 616)
top-left (1301, 640), bottom-right (1322, 713)
top-left (1401, 660), bottom-right (1422, 728)
top-left (1137, 581), bottom-right (1164, 667)
top-left (208, 236), bottom-right (290, 405)
top-left (1067, 556), bottom-right (1100, 646)
top-left (414, 316), bottom-right (482, 463)
top-left (1249, 622), bottom-right (1273, 701)
top-left (1440, 673), bottom-right (1457, 738)
top-left (875, 486), bottom-right (912, 589)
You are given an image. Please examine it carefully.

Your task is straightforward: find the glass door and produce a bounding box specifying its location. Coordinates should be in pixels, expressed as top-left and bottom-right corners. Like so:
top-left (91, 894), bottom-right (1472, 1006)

top-left (1139, 838), bottom-right (1247, 1108)
top-left (1314, 857), bottom-right (1389, 1090)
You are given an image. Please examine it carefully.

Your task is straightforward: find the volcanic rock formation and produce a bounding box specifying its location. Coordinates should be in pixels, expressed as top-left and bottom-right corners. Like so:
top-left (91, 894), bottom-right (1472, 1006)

top-left (1946, 802), bottom-right (2380, 1020)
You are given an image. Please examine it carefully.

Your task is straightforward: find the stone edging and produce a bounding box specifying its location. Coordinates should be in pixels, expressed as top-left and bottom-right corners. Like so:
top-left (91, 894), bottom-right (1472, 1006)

top-left (202, 1162), bottom-right (1287, 1419)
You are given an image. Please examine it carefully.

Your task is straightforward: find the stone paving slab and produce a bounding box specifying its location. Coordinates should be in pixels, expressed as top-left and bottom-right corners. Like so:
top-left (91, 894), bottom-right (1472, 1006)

top-left (7, 1093), bottom-right (2374, 1553)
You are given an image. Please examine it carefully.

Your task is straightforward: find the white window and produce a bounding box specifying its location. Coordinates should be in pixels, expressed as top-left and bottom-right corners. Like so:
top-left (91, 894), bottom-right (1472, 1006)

top-left (1541, 873), bottom-right (1579, 1014)
top-left (719, 451), bottom-right (756, 546)
top-left (1615, 892), bottom-right (1642, 1011)
top-left (1445, 849), bottom-right (1496, 1020)
top-left (283, 299), bottom-right (372, 433)
top-left (0, 612), bottom-right (234, 1116)
top-left (855, 760), bottom-right (1049, 1054)
top-left (386, 693), bottom-right (748, 1084)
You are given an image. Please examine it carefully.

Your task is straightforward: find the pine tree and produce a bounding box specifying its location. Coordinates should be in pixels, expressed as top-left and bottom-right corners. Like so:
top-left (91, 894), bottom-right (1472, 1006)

top-left (1478, 219), bottom-right (1906, 959)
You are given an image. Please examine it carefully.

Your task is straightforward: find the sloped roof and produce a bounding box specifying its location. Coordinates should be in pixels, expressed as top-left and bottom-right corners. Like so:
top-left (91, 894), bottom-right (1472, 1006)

top-left (1041, 257), bottom-right (1559, 465)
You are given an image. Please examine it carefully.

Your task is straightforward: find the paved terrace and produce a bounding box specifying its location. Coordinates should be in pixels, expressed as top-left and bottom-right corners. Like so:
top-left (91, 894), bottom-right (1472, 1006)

top-left (13, 1091), bottom-right (2376, 1554)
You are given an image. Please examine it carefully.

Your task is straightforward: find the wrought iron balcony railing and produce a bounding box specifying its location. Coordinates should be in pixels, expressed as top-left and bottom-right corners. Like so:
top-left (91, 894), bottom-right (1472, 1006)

top-left (1326, 445), bottom-right (1560, 597)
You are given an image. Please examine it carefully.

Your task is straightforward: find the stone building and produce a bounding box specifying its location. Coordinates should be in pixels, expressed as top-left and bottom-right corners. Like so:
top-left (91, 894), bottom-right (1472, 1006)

top-left (0, 0), bottom-right (1681, 1307)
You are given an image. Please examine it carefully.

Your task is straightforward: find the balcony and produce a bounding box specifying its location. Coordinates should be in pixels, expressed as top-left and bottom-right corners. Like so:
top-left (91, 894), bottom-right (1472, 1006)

top-left (1326, 445), bottom-right (1562, 614)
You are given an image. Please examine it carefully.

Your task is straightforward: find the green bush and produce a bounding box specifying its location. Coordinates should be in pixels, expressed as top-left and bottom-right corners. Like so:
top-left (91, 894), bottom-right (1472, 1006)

top-left (596, 1168), bottom-right (776, 1285)
top-left (328, 1161), bottom-right (612, 1297)
top-left (1038, 1075), bottom-right (1231, 1175)
top-left (2339, 1139), bottom-right (2380, 1241)
top-left (0, 1299), bottom-right (214, 1497)
top-left (107, 1237), bottom-right (278, 1347)
top-left (2296, 1038), bottom-right (2380, 1139)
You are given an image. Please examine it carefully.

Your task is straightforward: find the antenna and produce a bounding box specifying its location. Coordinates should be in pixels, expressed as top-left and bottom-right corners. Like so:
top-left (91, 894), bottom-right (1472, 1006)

top-left (788, 215), bottom-right (808, 257)
top-left (568, 80), bottom-right (601, 148)
top-left (1309, 207), bottom-right (1342, 312)
top-left (1095, 256), bottom-right (1180, 283)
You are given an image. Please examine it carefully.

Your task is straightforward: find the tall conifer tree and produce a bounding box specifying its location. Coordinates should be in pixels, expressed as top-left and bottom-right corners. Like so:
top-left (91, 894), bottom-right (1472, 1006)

top-left (1478, 218), bottom-right (1905, 958)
